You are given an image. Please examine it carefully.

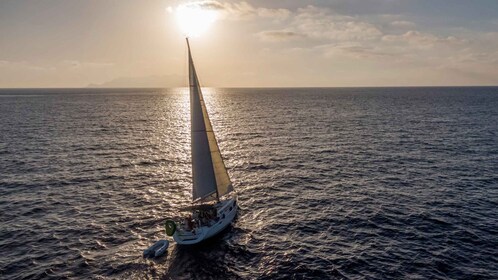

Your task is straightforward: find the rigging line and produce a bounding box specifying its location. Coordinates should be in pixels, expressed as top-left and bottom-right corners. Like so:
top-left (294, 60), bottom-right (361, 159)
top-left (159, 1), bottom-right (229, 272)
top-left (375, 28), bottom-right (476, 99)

top-left (184, 39), bottom-right (188, 91)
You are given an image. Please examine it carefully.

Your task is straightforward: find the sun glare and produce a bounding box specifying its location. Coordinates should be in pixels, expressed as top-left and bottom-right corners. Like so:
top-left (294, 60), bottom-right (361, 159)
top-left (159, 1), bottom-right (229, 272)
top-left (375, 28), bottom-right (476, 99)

top-left (175, 5), bottom-right (219, 37)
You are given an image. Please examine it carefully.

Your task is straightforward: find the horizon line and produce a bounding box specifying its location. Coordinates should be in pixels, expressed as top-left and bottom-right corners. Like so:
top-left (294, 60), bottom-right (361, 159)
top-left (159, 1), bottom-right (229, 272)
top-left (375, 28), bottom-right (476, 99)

top-left (1, 85), bottom-right (498, 90)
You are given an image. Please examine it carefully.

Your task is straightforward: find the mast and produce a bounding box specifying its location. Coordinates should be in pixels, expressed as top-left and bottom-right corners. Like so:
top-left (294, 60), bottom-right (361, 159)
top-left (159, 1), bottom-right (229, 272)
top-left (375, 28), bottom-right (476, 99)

top-left (187, 38), bottom-right (233, 203)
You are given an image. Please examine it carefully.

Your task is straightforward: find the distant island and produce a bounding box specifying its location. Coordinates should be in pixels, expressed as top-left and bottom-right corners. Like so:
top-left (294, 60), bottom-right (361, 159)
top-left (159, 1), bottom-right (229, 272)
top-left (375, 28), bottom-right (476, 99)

top-left (87, 74), bottom-right (184, 88)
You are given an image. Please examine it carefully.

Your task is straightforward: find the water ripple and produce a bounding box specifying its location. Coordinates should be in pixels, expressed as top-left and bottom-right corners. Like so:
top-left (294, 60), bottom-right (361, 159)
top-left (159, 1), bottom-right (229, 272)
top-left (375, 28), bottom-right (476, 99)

top-left (0, 87), bottom-right (497, 279)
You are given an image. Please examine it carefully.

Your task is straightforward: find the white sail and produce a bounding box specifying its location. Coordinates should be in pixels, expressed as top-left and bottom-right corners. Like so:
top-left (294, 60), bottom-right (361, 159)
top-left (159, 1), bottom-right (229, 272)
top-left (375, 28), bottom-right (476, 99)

top-left (187, 39), bottom-right (233, 202)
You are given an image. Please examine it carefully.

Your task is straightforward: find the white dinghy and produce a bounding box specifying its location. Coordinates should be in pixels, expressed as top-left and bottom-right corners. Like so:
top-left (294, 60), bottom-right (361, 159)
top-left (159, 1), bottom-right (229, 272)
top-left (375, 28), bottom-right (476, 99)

top-left (165, 38), bottom-right (237, 245)
top-left (143, 240), bottom-right (169, 258)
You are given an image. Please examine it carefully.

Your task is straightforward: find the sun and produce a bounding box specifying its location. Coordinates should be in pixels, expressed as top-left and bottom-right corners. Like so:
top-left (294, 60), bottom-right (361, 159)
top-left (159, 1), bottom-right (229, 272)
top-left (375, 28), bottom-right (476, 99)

top-left (174, 4), bottom-right (219, 37)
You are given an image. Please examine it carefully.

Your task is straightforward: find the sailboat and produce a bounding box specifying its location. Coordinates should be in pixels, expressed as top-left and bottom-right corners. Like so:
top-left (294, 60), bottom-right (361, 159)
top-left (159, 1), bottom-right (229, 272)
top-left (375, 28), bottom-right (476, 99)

top-left (165, 38), bottom-right (237, 245)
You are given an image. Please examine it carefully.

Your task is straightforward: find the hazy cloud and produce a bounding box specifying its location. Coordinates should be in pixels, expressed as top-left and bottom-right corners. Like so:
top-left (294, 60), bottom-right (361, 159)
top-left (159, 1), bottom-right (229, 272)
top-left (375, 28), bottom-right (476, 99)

top-left (293, 6), bottom-right (383, 41)
top-left (328, 44), bottom-right (395, 59)
top-left (178, 1), bottom-right (291, 21)
top-left (257, 30), bottom-right (303, 41)
top-left (88, 74), bottom-right (184, 88)
top-left (62, 60), bottom-right (114, 69)
top-left (382, 31), bottom-right (466, 47)
top-left (188, 0), bottom-right (225, 11)
top-left (0, 60), bottom-right (56, 71)
top-left (390, 20), bottom-right (416, 28)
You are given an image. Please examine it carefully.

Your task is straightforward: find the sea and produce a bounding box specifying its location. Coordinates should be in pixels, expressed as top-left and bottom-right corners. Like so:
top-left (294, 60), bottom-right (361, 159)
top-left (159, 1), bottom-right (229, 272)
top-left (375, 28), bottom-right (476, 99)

top-left (0, 87), bottom-right (497, 279)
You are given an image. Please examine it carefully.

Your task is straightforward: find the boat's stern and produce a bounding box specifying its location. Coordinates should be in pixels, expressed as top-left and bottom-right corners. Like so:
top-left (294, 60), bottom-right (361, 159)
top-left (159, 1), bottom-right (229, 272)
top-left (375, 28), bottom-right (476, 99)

top-left (173, 228), bottom-right (207, 245)
top-left (169, 197), bottom-right (237, 245)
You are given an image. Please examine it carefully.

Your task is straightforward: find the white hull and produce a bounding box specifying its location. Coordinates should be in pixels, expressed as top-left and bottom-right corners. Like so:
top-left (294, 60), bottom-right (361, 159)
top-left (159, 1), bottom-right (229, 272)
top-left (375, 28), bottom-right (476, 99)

top-left (173, 197), bottom-right (237, 245)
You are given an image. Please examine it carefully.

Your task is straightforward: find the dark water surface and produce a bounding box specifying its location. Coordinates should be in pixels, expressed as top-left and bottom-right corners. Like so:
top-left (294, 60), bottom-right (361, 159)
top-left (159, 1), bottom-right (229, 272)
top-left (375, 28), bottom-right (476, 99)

top-left (0, 87), bottom-right (497, 279)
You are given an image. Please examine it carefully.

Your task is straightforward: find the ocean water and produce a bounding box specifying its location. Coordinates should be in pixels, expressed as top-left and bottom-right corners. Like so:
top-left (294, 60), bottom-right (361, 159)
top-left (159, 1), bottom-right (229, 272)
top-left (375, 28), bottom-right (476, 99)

top-left (0, 87), bottom-right (497, 279)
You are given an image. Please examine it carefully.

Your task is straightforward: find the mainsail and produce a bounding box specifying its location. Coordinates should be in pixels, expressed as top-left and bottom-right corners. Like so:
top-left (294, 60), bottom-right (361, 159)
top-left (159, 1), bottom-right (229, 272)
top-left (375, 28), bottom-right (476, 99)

top-left (187, 38), bottom-right (233, 202)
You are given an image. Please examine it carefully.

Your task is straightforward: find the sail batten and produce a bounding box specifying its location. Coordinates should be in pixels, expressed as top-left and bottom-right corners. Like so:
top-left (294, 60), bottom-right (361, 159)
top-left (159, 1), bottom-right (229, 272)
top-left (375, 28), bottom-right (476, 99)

top-left (187, 38), bottom-right (232, 202)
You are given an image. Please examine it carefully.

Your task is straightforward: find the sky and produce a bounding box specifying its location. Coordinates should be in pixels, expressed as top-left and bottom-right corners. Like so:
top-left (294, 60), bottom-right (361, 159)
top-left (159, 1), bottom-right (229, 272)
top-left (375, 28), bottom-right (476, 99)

top-left (0, 0), bottom-right (498, 88)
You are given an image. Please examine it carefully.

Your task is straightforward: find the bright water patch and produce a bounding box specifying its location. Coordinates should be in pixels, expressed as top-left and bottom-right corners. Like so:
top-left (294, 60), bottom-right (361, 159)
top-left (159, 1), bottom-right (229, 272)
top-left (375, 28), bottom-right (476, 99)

top-left (0, 87), bottom-right (497, 279)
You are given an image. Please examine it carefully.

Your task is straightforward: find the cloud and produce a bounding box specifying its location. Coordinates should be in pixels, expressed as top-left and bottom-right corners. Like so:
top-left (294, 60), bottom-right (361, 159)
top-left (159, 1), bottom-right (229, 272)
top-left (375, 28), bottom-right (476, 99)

top-left (174, 1), bottom-right (291, 21)
top-left (481, 32), bottom-right (498, 45)
top-left (257, 30), bottom-right (303, 41)
top-left (255, 6), bottom-right (291, 20)
top-left (390, 20), bottom-right (416, 28)
top-left (293, 6), bottom-right (383, 41)
top-left (249, 1), bottom-right (492, 83)
top-left (225, 2), bottom-right (291, 20)
top-left (0, 60), bottom-right (56, 71)
top-left (0, 59), bottom-right (115, 71)
top-left (62, 60), bottom-right (114, 69)
top-left (326, 44), bottom-right (395, 59)
top-left (87, 74), bottom-right (184, 88)
top-left (188, 0), bottom-right (226, 11)
top-left (257, 5), bottom-right (383, 43)
top-left (382, 31), bottom-right (467, 47)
